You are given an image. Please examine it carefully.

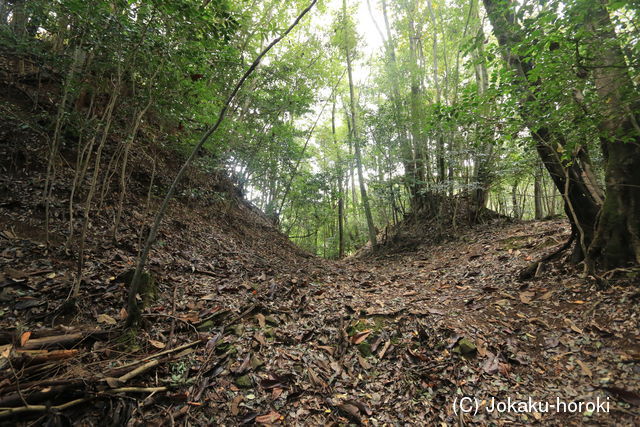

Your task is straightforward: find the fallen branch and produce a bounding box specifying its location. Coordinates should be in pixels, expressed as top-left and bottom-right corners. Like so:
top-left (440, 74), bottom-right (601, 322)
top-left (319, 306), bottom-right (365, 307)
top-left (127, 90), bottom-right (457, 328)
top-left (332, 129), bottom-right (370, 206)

top-left (105, 386), bottom-right (167, 394)
top-left (20, 330), bottom-right (109, 350)
top-left (0, 387), bottom-right (168, 418)
top-left (10, 349), bottom-right (79, 367)
top-left (117, 359), bottom-right (160, 384)
top-left (107, 339), bottom-right (203, 375)
top-left (0, 397), bottom-right (90, 418)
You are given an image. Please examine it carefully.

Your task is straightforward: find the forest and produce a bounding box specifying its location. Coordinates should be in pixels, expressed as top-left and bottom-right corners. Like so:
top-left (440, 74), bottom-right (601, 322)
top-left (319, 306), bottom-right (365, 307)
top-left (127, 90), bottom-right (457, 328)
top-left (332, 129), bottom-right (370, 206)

top-left (0, 0), bottom-right (638, 424)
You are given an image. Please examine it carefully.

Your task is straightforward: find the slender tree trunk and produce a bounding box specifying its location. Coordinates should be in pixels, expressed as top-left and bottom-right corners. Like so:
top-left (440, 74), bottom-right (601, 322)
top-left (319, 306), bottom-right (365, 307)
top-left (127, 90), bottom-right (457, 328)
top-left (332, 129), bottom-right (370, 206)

top-left (125, 0), bottom-right (318, 326)
top-left (113, 99), bottom-right (153, 242)
top-left (44, 46), bottom-right (83, 245)
top-left (406, 10), bottom-right (427, 203)
top-left (426, 0), bottom-right (446, 186)
top-left (381, 0), bottom-right (417, 208)
top-left (534, 162), bottom-right (543, 220)
top-left (469, 3), bottom-right (494, 219)
top-left (73, 69), bottom-right (121, 297)
top-left (332, 98), bottom-right (345, 258)
top-left (343, 0), bottom-right (377, 249)
top-left (511, 180), bottom-right (520, 219)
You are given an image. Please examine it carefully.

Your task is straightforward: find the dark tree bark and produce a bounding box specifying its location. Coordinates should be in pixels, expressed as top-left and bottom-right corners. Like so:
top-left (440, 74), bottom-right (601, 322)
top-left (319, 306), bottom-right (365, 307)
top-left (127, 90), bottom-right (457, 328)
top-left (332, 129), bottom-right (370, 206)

top-left (482, 0), bottom-right (602, 262)
top-left (581, 0), bottom-right (640, 269)
top-left (534, 162), bottom-right (543, 220)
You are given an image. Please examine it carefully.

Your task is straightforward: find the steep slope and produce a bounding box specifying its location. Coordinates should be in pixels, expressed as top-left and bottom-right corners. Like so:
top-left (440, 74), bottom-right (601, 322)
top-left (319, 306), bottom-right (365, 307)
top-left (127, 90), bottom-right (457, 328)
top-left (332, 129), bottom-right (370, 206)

top-left (0, 84), bottom-right (325, 332)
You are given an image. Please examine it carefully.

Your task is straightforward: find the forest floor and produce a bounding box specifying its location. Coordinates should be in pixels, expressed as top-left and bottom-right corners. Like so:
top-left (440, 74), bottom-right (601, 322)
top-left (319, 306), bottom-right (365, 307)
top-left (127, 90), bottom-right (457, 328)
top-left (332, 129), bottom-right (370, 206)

top-left (2, 210), bottom-right (639, 425)
top-left (1, 94), bottom-right (639, 425)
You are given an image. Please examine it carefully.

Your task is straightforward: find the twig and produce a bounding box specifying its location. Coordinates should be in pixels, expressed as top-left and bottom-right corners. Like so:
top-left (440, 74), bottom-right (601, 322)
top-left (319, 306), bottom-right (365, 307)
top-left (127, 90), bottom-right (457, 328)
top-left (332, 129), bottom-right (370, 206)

top-left (106, 386), bottom-right (167, 394)
top-left (0, 388), bottom-right (168, 418)
top-left (169, 283), bottom-right (178, 347)
top-left (518, 233), bottom-right (575, 281)
top-left (0, 397), bottom-right (90, 418)
top-left (111, 339), bottom-right (203, 372)
top-left (118, 359), bottom-right (160, 383)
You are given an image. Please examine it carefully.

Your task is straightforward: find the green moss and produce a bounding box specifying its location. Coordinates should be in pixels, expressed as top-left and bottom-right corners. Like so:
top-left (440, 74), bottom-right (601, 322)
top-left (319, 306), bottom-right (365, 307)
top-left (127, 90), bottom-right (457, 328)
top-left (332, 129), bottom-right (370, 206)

top-left (231, 324), bottom-right (245, 336)
top-left (197, 320), bottom-right (214, 331)
top-left (119, 269), bottom-right (157, 309)
top-left (115, 328), bottom-right (141, 352)
top-left (501, 235), bottom-right (530, 250)
top-left (358, 342), bottom-right (373, 357)
top-left (215, 342), bottom-right (236, 355)
top-left (235, 374), bottom-right (253, 388)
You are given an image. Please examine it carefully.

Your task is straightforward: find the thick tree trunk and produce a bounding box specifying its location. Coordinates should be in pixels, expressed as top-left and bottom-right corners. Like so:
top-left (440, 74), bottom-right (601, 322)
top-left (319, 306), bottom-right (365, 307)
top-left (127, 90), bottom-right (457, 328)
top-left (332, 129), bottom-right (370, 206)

top-left (482, 0), bottom-right (602, 262)
top-left (583, 0), bottom-right (640, 269)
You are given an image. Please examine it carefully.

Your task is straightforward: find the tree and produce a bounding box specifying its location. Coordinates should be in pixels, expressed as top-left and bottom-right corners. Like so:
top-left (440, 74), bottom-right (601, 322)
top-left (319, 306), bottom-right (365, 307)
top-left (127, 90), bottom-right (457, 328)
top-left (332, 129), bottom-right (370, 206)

top-left (338, 0), bottom-right (377, 249)
top-left (482, 0), bottom-right (602, 262)
top-left (578, 0), bottom-right (640, 269)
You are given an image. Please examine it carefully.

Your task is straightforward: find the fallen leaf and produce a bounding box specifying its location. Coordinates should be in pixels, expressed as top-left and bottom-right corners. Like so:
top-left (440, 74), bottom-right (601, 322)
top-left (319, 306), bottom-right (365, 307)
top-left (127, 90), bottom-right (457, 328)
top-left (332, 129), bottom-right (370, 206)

top-left (338, 403), bottom-right (361, 421)
top-left (378, 341), bottom-right (391, 359)
top-left (540, 291), bottom-right (554, 300)
top-left (20, 331), bottom-right (32, 347)
top-left (256, 313), bottom-right (266, 329)
top-left (345, 399), bottom-right (373, 416)
top-left (519, 291), bottom-right (535, 304)
top-left (482, 352), bottom-right (500, 375)
top-left (563, 318), bottom-right (583, 334)
top-left (308, 367), bottom-right (328, 389)
top-left (255, 410), bottom-right (281, 424)
top-left (149, 339), bottom-right (166, 349)
top-left (576, 359), bottom-right (592, 378)
top-left (351, 330), bottom-right (372, 345)
top-left (0, 344), bottom-right (11, 358)
top-left (230, 395), bottom-right (243, 416)
top-left (357, 354), bottom-right (372, 370)
top-left (97, 313), bottom-right (117, 325)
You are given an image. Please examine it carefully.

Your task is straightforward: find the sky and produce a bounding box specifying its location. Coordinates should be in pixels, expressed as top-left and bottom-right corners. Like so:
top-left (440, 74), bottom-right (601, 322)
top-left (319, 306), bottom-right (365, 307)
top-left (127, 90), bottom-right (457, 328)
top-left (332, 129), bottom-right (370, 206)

top-left (245, 0), bottom-right (390, 205)
top-left (324, 0), bottom-right (386, 84)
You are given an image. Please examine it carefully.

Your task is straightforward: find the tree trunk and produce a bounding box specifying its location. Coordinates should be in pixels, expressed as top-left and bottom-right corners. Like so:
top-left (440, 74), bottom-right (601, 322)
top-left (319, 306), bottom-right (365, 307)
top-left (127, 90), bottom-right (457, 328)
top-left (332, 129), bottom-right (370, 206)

top-left (426, 0), bottom-right (446, 186)
top-left (343, 0), bottom-right (377, 249)
top-left (332, 98), bottom-right (345, 259)
top-left (381, 0), bottom-right (417, 209)
top-left (482, 0), bottom-right (602, 261)
top-left (511, 180), bottom-right (520, 219)
top-left (582, 0), bottom-right (640, 269)
top-left (534, 162), bottom-right (543, 220)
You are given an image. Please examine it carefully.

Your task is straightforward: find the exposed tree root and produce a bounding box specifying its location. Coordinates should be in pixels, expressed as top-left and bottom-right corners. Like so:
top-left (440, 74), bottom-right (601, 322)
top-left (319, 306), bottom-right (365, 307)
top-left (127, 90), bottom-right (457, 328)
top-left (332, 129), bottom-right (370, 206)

top-left (518, 233), bottom-right (575, 281)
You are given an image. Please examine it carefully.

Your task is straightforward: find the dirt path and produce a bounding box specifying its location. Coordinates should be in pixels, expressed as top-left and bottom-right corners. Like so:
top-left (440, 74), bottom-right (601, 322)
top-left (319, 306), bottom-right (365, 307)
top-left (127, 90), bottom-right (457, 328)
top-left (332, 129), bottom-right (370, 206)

top-left (232, 218), bottom-right (638, 426)
top-left (1, 219), bottom-right (639, 425)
